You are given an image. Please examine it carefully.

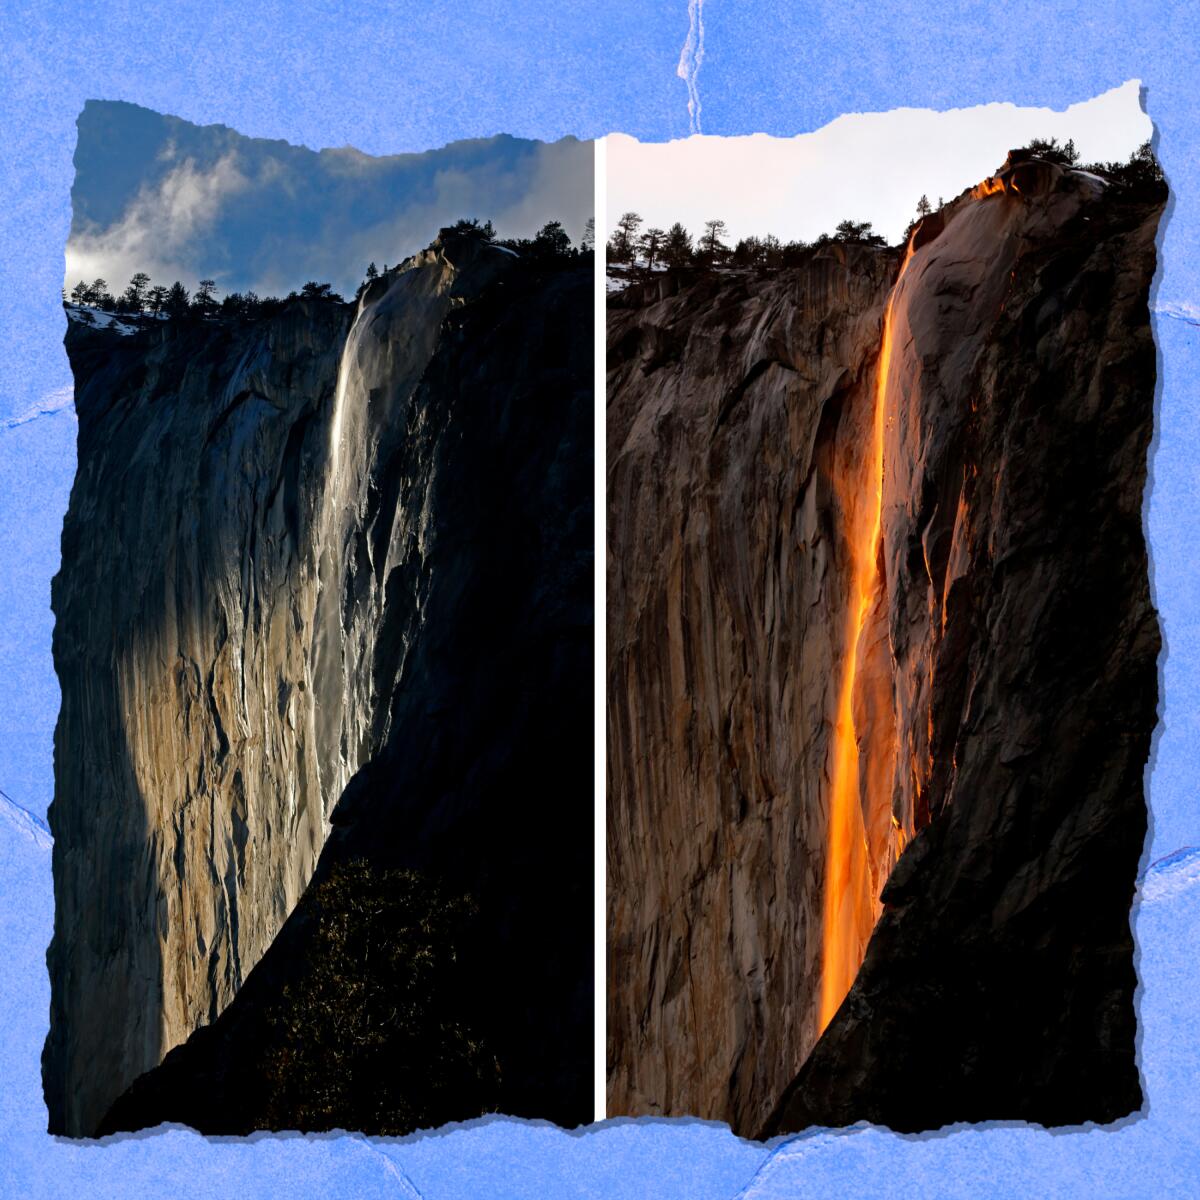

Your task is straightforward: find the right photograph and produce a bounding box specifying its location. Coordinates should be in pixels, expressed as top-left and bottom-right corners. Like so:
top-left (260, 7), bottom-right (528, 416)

top-left (605, 82), bottom-right (1166, 1138)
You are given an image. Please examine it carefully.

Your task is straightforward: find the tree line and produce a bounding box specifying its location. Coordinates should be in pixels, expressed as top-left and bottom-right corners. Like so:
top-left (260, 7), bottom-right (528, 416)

top-left (608, 139), bottom-right (1164, 274)
top-left (64, 273), bottom-right (349, 321)
top-left (63, 216), bottom-right (592, 321)
top-left (1019, 136), bottom-right (1165, 199)
top-left (607, 213), bottom-right (889, 273)
top-left (437, 216), bottom-right (594, 260)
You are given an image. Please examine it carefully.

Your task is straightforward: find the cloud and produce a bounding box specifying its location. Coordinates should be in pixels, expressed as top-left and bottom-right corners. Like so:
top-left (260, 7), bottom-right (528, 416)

top-left (68, 105), bottom-right (595, 300)
top-left (319, 144), bottom-right (395, 176)
top-left (242, 137), bottom-right (594, 298)
top-left (491, 138), bottom-right (594, 247)
top-left (65, 151), bottom-right (250, 291)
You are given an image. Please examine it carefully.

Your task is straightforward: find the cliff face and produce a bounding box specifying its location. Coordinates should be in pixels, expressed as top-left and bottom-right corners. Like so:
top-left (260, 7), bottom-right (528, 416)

top-left (49, 296), bottom-right (353, 1137)
top-left (607, 166), bottom-right (1162, 1137)
top-left (607, 248), bottom-right (900, 1132)
top-left (48, 239), bottom-right (593, 1136)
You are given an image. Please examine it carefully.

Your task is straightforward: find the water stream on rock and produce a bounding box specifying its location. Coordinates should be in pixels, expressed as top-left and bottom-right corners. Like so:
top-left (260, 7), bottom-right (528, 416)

top-left (819, 243), bottom-right (915, 1032)
top-left (312, 289), bottom-right (374, 810)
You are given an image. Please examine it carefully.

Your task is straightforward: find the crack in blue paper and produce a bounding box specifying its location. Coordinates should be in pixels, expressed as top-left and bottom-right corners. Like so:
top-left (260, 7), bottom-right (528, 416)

top-left (2, 389), bottom-right (75, 431)
top-left (351, 1137), bottom-right (426, 1199)
top-left (677, 0), bottom-right (705, 134)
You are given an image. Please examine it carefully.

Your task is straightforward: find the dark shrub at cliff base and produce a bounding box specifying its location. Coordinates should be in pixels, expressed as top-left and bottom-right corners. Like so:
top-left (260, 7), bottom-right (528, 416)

top-left (104, 861), bottom-right (500, 1136)
top-left (258, 862), bottom-right (499, 1134)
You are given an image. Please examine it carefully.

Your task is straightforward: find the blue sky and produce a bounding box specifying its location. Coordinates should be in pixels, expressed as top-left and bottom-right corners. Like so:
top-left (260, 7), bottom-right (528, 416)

top-left (66, 101), bottom-right (593, 300)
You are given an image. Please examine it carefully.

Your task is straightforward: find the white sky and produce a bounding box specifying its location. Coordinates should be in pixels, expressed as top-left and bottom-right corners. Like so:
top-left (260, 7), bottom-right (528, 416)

top-left (607, 81), bottom-right (1152, 247)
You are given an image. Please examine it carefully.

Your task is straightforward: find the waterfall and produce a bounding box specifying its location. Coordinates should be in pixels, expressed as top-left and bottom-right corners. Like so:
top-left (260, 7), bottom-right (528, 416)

top-left (310, 249), bottom-right (461, 820)
top-left (819, 242), bottom-right (916, 1032)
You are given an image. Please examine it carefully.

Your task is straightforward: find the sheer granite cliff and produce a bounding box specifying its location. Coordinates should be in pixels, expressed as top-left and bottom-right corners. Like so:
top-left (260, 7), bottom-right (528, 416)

top-left (607, 162), bottom-right (1162, 1137)
top-left (607, 245), bottom-right (900, 1134)
top-left (48, 237), bottom-right (592, 1136)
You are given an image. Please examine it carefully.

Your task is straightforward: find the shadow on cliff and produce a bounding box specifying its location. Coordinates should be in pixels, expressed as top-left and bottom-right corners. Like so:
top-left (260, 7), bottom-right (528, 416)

top-left (43, 692), bottom-right (163, 1137)
top-left (44, 298), bottom-right (357, 1136)
top-left (91, 256), bottom-right (594, 1137)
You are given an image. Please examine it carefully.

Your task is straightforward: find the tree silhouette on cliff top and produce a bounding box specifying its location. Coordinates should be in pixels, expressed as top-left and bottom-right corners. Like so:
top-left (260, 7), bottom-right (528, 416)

top-left (66, 216), bottom-right (587, 325)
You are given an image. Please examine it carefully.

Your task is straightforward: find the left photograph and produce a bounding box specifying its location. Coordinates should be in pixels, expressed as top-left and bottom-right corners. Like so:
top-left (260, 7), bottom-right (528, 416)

top-left (44, 101), bottom-right (595, 1138)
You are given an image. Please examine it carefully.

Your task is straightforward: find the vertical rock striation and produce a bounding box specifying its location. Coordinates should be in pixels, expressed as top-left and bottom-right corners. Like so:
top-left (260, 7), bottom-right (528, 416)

top-left (607, 248), bottom-right (901, 1133)
top-left (48, 236), bottom-right (593, 1136)
top-left (48, 295), bottom-right (353, 1137)
top-left (607, 163), bottom-right (1162, 1137)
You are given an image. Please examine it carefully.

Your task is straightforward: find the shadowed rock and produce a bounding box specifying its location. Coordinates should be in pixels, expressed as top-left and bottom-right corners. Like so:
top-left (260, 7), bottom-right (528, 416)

top-left (50, 237), bottom-right (593, 1136)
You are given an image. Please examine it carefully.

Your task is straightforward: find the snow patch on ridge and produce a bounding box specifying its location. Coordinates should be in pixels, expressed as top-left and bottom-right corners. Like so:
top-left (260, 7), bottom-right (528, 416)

top-left (64, 305), bottom-right (142, 336)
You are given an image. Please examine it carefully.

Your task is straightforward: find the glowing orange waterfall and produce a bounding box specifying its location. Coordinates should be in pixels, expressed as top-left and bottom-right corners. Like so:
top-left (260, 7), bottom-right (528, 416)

top-left (818, 246), bottom-right (914, 1033)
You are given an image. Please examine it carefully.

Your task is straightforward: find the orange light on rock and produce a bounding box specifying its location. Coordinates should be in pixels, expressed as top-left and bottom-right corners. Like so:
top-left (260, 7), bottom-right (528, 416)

top-left (819, 244), bottom-right (915, 1034)
top-left (972, 176), bottom-right (1007, 199)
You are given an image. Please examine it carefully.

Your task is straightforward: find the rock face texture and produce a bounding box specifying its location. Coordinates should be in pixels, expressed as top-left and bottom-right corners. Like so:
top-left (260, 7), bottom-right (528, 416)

top-left (48, 237), bottom-right (592, 1136)
top-left (607, 247), bottom-right (903, 1134)
top-left (607, 164), bottom-right (1162, 1137)
top-left (48, 296), bottom-right (353, 1137)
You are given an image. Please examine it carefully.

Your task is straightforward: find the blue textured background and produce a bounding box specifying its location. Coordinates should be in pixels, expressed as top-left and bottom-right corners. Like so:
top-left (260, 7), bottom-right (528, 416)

top-left (1, 2), bottom-right (1198, 1194)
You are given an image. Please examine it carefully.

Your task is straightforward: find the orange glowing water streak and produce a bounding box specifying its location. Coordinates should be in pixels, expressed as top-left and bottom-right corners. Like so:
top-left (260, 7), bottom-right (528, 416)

top-left (818, 245), bottom-right (914, 1033)
top-left (973, 175), bottom-right (1007, 199)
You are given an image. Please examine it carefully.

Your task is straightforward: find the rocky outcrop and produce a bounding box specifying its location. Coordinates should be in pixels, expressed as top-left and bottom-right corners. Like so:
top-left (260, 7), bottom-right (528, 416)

top-left (48, 238), bottom-right (593, 1136)
top-left (764, 169), bottom-right (1162, 1134)
top-left (607, 165), bottom-right (1162, 1137)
